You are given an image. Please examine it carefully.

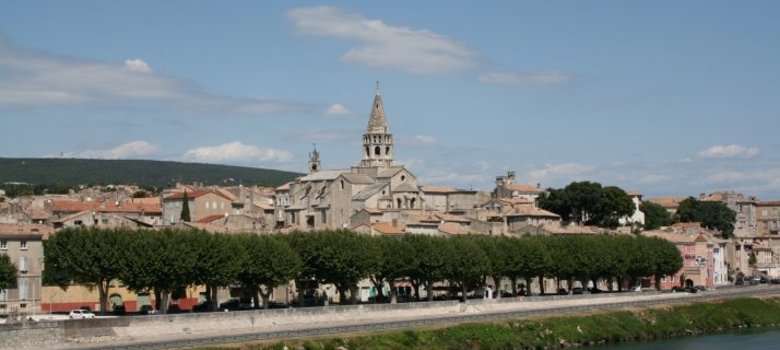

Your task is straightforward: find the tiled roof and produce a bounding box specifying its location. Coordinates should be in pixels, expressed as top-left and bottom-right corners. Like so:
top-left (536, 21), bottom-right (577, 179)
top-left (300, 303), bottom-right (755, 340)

top-left (505, 183), bottom-right (543, 193)
top-left (377, 167), bottom-right (404, 178)
top-left (436, 213), bottom-right (470, 223)
top-left (340, 173), bottom-right (375, 185)
top-left (505, 206), bottom-right (561, 218)
top-left (626, 190), bottom-right (642, 197)
top-left (275, 182), bottom-right (292, 191)
top-left (352, 181), bottom-right (389, 201)
top-left (643, 230), bottom-right (697, 243)
top-left (646, 196), bottom-right (687, 208)
top-left (98, 199), bottom-right (162, 214)
top-left (50, 199), bottom-right (100, 213)
top-left (164, 190), bottom-right (232, 201)
top-left (372, 222), bottom-right (405, 235)
top-left (0, 223), bottom-right (54, 239)
top-left (298, 170), bottom-right (347, 182)
top-left (438, 222), bottom-right (468, 235)
top-left (196, 215), bottom-right (224, 224)
top-left (756, 201), bottom-right (780, 207)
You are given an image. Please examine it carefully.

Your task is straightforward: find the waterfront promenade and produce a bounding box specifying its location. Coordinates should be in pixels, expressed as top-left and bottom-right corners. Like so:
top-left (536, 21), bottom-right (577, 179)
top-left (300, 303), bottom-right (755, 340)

top-left (28, 284), bottom-right (778, 350)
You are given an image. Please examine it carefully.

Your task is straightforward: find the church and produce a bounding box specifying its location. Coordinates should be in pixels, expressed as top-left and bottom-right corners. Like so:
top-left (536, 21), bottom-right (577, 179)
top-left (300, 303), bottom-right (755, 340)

top-left (274, 86), bottom-right (423, 231)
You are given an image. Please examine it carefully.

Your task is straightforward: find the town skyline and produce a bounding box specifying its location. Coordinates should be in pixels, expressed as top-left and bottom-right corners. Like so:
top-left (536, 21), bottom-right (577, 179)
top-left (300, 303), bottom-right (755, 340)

top-left (1, 1), bottom-right (779, 198)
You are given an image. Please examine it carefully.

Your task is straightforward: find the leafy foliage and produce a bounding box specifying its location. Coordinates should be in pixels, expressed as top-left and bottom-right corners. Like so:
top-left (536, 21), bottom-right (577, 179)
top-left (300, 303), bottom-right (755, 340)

top-left (537, 181), bottom-right (634, 228)
top-left (0, 254), bottom-right (17, 292)
top-left (675, 197), bottom-right (737, 237)
top-left (641, 200), bottom-right (672, 230)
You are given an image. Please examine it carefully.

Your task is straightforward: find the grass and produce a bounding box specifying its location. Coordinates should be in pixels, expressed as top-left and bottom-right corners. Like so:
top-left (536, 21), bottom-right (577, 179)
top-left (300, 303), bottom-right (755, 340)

top-left (192, 297), bottom-right (780, 350)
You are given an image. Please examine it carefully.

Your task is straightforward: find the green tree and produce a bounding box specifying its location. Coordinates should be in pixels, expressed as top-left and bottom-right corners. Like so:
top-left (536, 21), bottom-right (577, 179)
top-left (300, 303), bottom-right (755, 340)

top-left (676, 197), bottom-right (736, 237)
top-left (404, 234), bottom-right (448, 301)
top-left (647, 236), bottom-right (683, 290)
top-left (0, 254), bottom-right (17, 293)
top-left (191, 231), bottom-right (244, 311)
top-left (442, 236), bottom-right (489, 302)
top-left (369, 236), bottom-right (414, 304)
top-left (537, 181), bottom-right (634, 228)
top-left (641, 201), bottom-right (672, 230)
top-left (238, 234), bottom-right (302, 309)
top-left (180, 191), bottom-right (191, 222)
top-left (44, 227), bottom-right (124, 314)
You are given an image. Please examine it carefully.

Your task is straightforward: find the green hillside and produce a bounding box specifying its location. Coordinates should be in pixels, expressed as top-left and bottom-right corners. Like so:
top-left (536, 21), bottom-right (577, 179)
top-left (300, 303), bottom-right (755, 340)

top-left (0, 158), bottom-right (302, 189)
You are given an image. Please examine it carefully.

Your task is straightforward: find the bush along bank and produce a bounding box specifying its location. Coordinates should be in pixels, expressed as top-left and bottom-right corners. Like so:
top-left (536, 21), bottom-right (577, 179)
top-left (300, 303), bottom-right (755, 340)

top-left (202, 297), bottom-right (780, 350)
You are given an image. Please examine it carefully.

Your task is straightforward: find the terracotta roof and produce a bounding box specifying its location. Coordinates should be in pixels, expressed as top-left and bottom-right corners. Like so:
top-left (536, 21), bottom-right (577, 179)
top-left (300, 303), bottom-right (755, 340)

top-left (97, 199), bottom-right (161, 214)
top-left (372, 222), bottom-right (405, 235)
top-left (438, 222), bottom-right (468, 235)
top-left (164, 190), bottom-right (232, 201)
top-left (505, 206), bottom-right (561, 218)
top-left (643, 230), bottom-right (697, 244)
top-left (646, 196), bottom-right (687, 208)
top-left (435, 213), bottom-right (470, 223)
top-left (253, 202), bottom-right (275, 210)
top-left (0, 223), bottom-right (54, 239)
top-left (497, 198), bottom-right (535, 206)
top-left (196, 215), bottom-right (225, 224)
top-left (215, 188), bottom-right (240, 201)
top-left (756, 201), bottom-right (780, 207)
top-left (626, 191), bottom-right (642, 197)
top-left (363, 208), bottom-right (384, 215)
top-left (52, 210), bottom-right (93, 223)
top-left (25, 208), bottom-right (51, 220)
top-left (275, 182), bottom-right (292, 191)
top-left (505, 183), bottom-right (543, 193)
top-left (50, 199), bottom-right (100, 213)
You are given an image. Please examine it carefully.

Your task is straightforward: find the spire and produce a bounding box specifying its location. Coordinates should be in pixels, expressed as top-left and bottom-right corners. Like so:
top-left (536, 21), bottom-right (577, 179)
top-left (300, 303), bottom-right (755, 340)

top-left (308, 143), bottom-right (321, 174)
top-left (367, 83), bottom-right (388, 134)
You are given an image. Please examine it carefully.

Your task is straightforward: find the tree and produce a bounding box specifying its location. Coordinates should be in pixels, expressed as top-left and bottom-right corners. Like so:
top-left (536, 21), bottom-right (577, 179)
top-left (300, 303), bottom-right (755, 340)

top-left (238, 234), bottom-right (302, 309)
top-left (369, 236), bottom-right (414, 304)
top-left (404, 234), bottom-right (448, 301)
top-left (180, 191), bottom-right (191, 222)
top-left (0, 254), bottom-right (17, 293)
top-left (191, 231), bottom-right (244, 311)
top-left (537, 181), bottom-right (634, 228)
top-left (641, 201), bottom-right (671, 230)
top-left (441, 236), bottom-right (489, 302)
top-left (675, 197), bottom-right (736, 237)
top-left (44, 227), bottom-right (125, 314)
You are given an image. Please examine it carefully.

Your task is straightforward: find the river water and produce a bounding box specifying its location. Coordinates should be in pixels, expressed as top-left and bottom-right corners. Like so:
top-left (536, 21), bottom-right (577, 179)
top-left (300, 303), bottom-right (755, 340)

top-left (598, 328), bottom-right (780, 349)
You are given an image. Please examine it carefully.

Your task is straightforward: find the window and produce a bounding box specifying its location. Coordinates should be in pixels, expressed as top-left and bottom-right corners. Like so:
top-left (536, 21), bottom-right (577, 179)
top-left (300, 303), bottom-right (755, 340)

top-left (19, 256), bottom-right (28, 273)
top-left (18, 278), bottom-right (28, 300)
top-left (205, 202), bottom-right (210, 209)
top-left (221, 202), bottom-right (225, 210)
top-left (374, 146), bottom-right (381, 156)
top-left (20, 240), bottom-right (27, 250)
top-left (0, 241), bottom-right (6, 250)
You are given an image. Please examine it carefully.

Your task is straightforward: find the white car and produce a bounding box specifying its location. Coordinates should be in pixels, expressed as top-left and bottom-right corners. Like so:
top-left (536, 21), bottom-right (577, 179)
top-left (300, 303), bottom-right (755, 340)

top-left (68, 309), bottom-right (96, 319)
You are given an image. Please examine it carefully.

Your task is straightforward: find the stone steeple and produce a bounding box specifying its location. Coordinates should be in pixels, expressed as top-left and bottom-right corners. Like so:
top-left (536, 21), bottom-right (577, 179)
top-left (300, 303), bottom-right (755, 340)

top-left (308, 144), bottom-right (321, 174)
top-left (359, 84), bottom-right (394, 167)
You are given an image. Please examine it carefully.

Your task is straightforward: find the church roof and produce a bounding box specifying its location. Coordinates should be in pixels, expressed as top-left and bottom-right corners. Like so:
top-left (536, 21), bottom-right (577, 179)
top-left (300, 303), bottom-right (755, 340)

top-left (340, 173), bottom-right (375, 184)
top-left (298, 170), bottom-right (347, 182)
top-left (353, 180), bottom-right (390, 201)
top-left (366, 87), bottom-right (389, 134)
top-left (393, 182), bottom-right (418, 192)
top-left (376, 166), bottom-right (404, 178)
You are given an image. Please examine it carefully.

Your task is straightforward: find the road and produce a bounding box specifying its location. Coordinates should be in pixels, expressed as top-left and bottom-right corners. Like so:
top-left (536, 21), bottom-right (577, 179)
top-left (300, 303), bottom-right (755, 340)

top-left (60, 285), bottom-right (780, 350)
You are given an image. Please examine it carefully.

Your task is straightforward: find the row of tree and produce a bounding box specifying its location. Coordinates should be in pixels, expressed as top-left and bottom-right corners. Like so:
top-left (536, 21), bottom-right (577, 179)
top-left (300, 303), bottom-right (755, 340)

top-left (43, 228), bottom-right (683, 314)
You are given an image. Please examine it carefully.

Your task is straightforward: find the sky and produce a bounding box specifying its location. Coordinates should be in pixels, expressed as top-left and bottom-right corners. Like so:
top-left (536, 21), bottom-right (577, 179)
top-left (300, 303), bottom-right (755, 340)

top-left (1, 1), bottom-right (779, 199)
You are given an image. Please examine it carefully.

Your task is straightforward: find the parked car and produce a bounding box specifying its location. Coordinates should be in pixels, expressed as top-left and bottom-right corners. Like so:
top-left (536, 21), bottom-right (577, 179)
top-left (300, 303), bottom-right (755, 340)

top-left (770, 278), bottom-right (780, 285)
top-left (192, 301), bottom-right (212, 312)
top-left (139, 305), bottom-right (157, 315)
top-left (557, 288), bottom-right (568, 295)
top-left (672, 286), bottom-right (697, 293)
top-left (218, 298), bottom-right (252, 311)
top-left (69, 309), bottom-right (96, 319)
top-left (572, 287), bottom-right (584, 295)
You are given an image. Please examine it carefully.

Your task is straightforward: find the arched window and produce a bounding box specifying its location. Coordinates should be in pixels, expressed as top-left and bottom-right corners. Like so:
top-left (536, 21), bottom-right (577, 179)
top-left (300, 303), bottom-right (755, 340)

top-left (374, 146), bottom-right (381, 156)
top-left (365, 146), bottom-right (370, 157)
top-left (340, 180), bottom-right (345, 190)
top-left (396, 198), bottom-right (402, 208)
top-left (385, 146), bottom-right (390, 155)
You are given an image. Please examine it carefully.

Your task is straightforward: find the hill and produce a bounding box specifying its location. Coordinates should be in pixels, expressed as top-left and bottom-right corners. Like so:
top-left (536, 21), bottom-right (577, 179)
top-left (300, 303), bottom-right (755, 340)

top-left (0, 158), bottom-right (303, 189)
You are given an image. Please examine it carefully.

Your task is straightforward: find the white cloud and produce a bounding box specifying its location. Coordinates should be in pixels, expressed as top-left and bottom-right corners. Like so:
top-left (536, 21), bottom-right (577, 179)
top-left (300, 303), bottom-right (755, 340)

top-left (124, 58), bottom-right (152, 74)
top-left (527, 163), bottom-right (595, 182)
top-left (0, 38), bottom-right (299, 114)
top-left (703, 170), bottom-right (749, 184)
top-left (70, 140), bottom-right (161, 159)
top-left (478, 71), bottom-right (572, 85)
top-left (325, 103), bottom-right (352, 116)
top-left (696, 144), bottom-right (759, 159)
top-left (288, 6), bottom-right (475, 74)
top-left (399, 135), bottom-right (437, 146)
top-left (182, 141), bottom-right (293, 164)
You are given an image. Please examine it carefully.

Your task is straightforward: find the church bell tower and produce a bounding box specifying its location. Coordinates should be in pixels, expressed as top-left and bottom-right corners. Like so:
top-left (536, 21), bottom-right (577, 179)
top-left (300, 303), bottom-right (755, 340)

top-left (359, 84), bottom-right (394, 168)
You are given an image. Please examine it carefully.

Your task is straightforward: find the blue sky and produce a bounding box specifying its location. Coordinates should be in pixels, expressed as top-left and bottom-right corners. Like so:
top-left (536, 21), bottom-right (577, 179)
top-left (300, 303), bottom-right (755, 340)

top-left (1, 1), bottom-right (779, 198)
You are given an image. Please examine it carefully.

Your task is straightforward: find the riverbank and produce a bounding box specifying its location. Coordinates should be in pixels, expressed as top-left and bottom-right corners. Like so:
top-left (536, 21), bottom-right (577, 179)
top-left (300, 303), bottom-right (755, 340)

top-left (201, 297), bottom-right (780, 350)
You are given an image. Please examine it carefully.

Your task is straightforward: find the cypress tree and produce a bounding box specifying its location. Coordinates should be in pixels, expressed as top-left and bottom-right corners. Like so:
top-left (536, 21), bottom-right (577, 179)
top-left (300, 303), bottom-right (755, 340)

top-left (180, 191), bottom-right (191, 222)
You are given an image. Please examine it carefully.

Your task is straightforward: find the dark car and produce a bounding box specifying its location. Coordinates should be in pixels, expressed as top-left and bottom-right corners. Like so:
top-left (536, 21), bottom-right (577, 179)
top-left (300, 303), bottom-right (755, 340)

top-left (572, 287), bottom-right (584, 295)
top-left (192, 301), bottom-right (212, 312)
top-left (557, 288), bottom-right (568, 295)
top-left (672, 286), bottom-right (697, 293)
top-left (139, 305), bottom-right (156, 315)
top-left (770, 279), bottom-right (780, 285)
top-left (218, 298), bottom-right (252, 310)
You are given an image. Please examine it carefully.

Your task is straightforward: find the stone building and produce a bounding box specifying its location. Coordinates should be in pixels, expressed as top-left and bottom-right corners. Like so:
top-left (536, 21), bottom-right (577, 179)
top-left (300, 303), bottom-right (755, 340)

top-left (0, 223), bottom-right (52, 315)
top-left (276, 87), bottom-right (424, 231)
